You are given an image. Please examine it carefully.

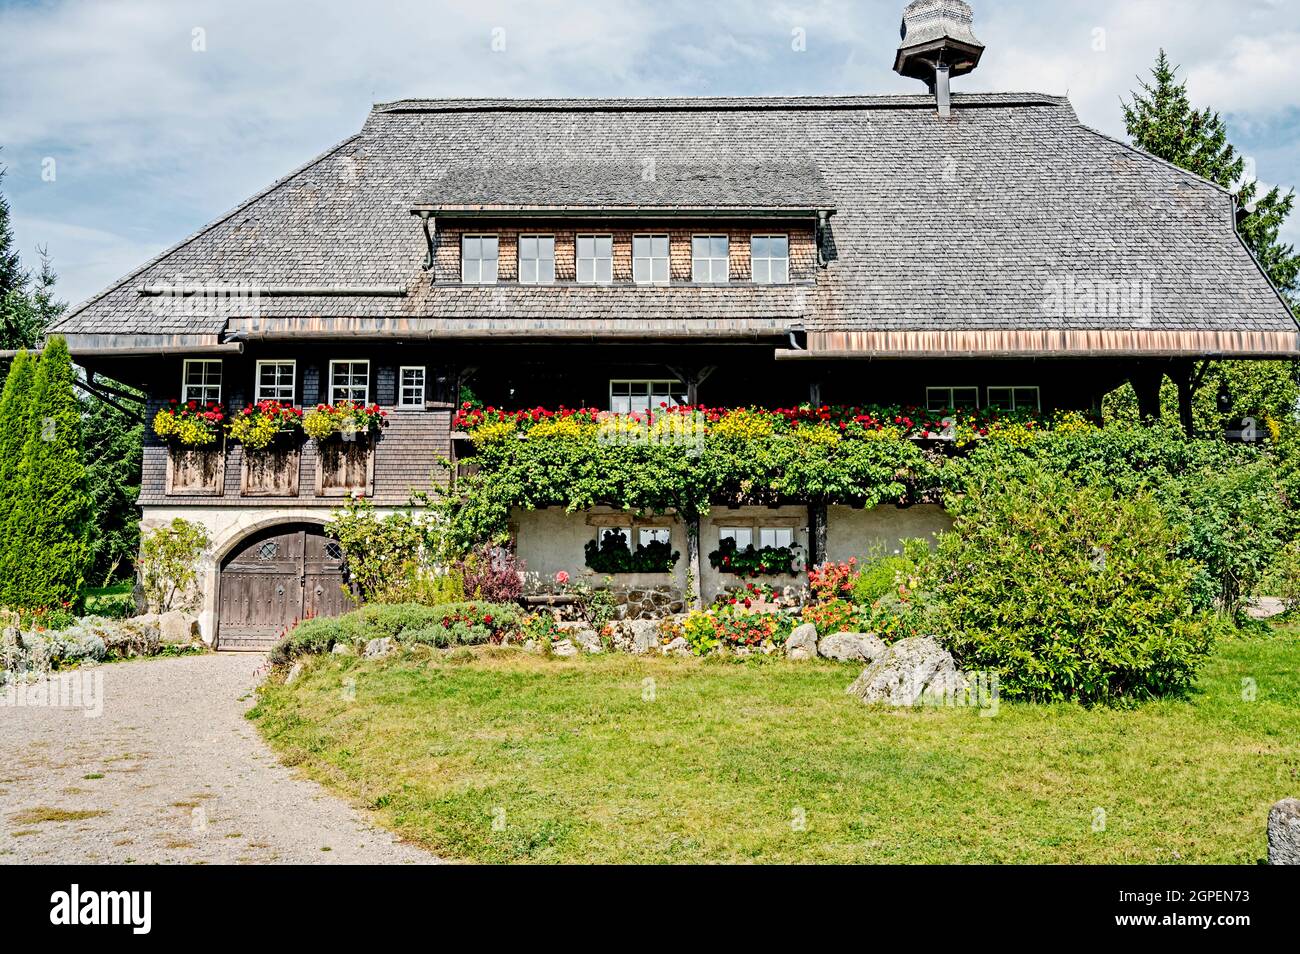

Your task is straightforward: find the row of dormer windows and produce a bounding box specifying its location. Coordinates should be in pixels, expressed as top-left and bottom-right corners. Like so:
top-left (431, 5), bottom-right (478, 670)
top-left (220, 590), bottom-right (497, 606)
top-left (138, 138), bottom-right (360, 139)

top-left (459, 232), bottom-right (791, 285)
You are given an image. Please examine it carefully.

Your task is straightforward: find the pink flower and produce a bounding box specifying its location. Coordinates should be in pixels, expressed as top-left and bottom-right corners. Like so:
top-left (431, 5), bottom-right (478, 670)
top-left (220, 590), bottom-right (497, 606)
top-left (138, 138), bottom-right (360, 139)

top-left (554, 570), bottom-right (570, 586)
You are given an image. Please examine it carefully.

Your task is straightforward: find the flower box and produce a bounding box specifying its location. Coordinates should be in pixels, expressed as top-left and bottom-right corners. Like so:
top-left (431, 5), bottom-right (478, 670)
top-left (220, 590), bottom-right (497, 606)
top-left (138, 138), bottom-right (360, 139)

top-left (166, 442), bottom-right (225, 496)
top-left (240, 439), bottom-right (301, 496)
top-left (314, 434), bottom-right (374, 496)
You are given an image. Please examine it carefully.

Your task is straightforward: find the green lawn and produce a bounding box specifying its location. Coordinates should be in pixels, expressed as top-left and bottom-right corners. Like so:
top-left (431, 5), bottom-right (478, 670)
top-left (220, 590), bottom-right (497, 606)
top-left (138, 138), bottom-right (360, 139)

top-left (83, 581), bottom-right (134, 618)
top-left (249, 631), bottom-right (1300, 863)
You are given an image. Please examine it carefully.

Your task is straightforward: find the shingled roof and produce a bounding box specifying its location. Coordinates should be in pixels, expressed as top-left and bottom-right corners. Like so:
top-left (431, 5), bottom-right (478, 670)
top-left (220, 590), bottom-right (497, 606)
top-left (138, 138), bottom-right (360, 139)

top-left (53, 91), bottom-right (1298, 356)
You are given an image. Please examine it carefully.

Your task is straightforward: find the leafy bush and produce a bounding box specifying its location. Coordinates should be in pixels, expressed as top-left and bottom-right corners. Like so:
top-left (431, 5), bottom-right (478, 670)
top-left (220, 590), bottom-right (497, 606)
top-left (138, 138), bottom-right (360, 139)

top-left (403, 602), bottom-right (524, 647)
top-left (269, 601), bottom-right (523, 664)
top-left (801, 598), bottom-right (866, 637)
top-left (678, 607), bottom-right (792, 654)
top-left (583, 527), bottom-right (679, 573)
top-left (929, 467), bottom-right (1216, 703)
top-left (138, 518), bottom-right (209, 613)
top-left (459, 542), bottom-right (524, 602)
top-left (327, 497), bottom-right (433, 604)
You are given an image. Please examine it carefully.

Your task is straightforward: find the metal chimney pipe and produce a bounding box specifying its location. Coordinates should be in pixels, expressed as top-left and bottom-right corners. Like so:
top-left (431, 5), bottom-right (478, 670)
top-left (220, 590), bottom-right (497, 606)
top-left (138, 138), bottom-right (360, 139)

top-left (934, 63), bottom-right (951, 118)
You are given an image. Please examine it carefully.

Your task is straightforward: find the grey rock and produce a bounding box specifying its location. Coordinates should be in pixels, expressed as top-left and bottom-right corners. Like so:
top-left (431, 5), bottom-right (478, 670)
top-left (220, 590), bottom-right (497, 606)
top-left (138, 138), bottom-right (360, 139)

top-left (551, 638), bottom-right (578, 658)
top-left (846, 636), bottom-right (963, 706)
top-left (285, 662), bottom-right (304, 685)
top-left (158, 610), bottom-right (200, 645)
top-left (662, 636), bottom-right (691, 657)
top-left (522, 638), bottom-right (540, 654)
top-left (1269, 798), bottom-right (1300, 865)
top-left (786, 622), bottom-right (818, 659)
top-left (568, 626), bottom-right (603, 653)
top-left (817, 631), bottom-right (886, 662)
top-left (627, 619), bottom-right (660, 655)
top-left (330, 642), bottom-right (351, 655)
top-left (363, 637), bottom-right (393, 659)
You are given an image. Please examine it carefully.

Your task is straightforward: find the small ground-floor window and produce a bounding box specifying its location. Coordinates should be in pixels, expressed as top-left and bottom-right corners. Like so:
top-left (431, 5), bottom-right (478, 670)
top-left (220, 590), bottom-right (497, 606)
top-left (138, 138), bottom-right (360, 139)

top-left (609, 379), bottom-right (687, 414)
top-left (926, 386), bottom-right (979, 411)
top-left (985, 386), bottom-right (1041, 411)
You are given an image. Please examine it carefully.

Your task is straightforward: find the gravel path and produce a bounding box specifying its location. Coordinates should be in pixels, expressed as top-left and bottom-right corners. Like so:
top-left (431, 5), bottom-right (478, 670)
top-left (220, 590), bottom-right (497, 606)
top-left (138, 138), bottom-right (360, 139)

top-left (0, 653), bottom-right (436, 864)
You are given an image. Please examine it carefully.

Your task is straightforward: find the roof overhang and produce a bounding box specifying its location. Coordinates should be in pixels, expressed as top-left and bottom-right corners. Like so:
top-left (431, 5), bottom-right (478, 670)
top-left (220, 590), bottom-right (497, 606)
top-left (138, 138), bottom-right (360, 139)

top-left (408, 205), bottom-right (834, 220)
top-left (777, 329), bottom-right (1300, 359)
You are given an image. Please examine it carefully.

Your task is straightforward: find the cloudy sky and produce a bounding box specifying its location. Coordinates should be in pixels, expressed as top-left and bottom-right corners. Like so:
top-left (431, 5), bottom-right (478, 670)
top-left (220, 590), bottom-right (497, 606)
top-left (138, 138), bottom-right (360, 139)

top-left (1, 0), bottom-right (1297, 307)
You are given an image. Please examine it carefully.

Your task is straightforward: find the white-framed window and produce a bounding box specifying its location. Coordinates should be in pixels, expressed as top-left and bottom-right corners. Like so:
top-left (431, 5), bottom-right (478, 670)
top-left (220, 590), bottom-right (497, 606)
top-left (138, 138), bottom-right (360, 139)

top-left (986, 386), bottom-right (1041, 411)
top-left (181, 358), bottom-right (222, 404)
top-left (692, 235), bottom-right (730, 283)
top-left (329, 360), bottom-right (370, 404)
top-left (609, 379), bottom-right (687, 414)
top-left (254, 360), bottom-right (295, 403)
top-left (633, 234), bottom-right (670, 285)
top-left (926, 386), bottom-right (980, 412)
top-left (461, 234), bottom-right (499, 284)
top-left (399, 366), bottom-right (426, 408)
top-left (576, 234), bottom-right (613, 284)
top-left (750, 234), bottom-right (789, 284)
top-left (759, 527), bottom-right (795, 549)
top-left (639, 527), bottom-right (670, 547)
top-left (719, 527), bottom-right (753, 549)
top-left (518, 235), bottom-right (555, 285)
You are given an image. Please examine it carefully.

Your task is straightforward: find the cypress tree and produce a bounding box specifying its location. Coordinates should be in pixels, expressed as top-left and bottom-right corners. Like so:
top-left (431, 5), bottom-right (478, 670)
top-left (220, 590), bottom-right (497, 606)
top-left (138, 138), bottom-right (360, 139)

top-left (0, 349), bottom-right (36, 605)
top-left (17, 335), bottom-right (90, 610)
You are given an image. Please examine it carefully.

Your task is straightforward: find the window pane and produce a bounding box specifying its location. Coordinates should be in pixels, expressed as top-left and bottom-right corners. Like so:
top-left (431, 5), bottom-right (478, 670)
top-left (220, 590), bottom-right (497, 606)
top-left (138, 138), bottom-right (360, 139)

top-left (520, 259), bottom-right (536, 284)
top-left (987, 388), bottom-right (1010, 409)
top-left (711, 236), bottom-right (728, 258)
top-left (538, 258), bottom-right (555, 283)
top-left (692, 261), bottom-right (708, 282)
top-left (652, 258), bottom-right (668, 283)
top-left (770, 235), bottom-right (788, 256)
top-left (611, 395), bottom-right (630, 414)
top-left (713, 260), bottom-right (729, 282)
top-left (752, 236), bottom-right (768, 259)
top-left (639, 528), bottom-right (669, 547)
top-left (760, 528), bottom-right (793, 549)
top-left (633, 235), bottom-right (650, 257)
top-left (596, 259), bottom-right (612, 283)
top-left (611, 381), bottom-right (631, 396)
top-left (692, 236), bottom-right (710, 257)
top-left (652, 236), bottom-right (668, 256)
top-left (577, 258), bottom-right (594, 283)
top-left (772, 259), bottom-right (788, 283)
top-left (633, 258), bottom-right (649, 283)
top-left (519, 236), bottom-right (536, 258)
top-left (753, 259), bottom-right (769, 283)
top-left (595, 236), bottom-right (611, 257)
top-left (954, 388), bottom-right (978, 407)
top-left (482, 236), bottom-right (498, 259)
top-left (578, 236), bottom-right (593, 258)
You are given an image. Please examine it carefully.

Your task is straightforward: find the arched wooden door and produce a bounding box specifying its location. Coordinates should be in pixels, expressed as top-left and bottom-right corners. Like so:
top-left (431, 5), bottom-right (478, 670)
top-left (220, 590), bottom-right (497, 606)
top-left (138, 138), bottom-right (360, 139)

top-left (217, 523), bottom-right (355, 651)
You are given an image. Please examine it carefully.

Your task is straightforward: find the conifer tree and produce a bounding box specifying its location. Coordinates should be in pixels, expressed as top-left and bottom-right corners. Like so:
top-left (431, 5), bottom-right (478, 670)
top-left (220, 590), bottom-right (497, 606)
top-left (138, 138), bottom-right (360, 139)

top-left (16, 335), bottom-right (90, 609)
top-left (0, 349), bottom-right (36, 605)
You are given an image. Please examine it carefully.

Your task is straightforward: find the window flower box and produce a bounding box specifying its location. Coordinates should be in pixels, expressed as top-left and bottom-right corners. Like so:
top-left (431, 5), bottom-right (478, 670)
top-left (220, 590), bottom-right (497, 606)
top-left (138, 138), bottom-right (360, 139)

top-left (709, 537), bottom-right (804, 577)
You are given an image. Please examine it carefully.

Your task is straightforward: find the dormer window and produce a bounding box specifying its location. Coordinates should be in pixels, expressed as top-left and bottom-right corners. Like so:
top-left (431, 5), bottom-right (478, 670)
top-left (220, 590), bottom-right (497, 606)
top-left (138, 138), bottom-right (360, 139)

top-left (518, 235), bottom-right (555, 284)
top-left (461, 235), bottom-right (498, 284)
top-left (751, 235), bottom-right (789, 284)
top-left (633, 234), bottom-right (670, 285)
top-left (692, 235), bottom-right (729, 283)
top-left (576, 234), bottom-right (613, 284)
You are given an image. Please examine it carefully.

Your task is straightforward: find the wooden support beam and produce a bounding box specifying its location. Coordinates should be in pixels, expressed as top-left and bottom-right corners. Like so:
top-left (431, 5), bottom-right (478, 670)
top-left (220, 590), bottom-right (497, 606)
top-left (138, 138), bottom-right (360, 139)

top-left (808, 503), bottom-right (827, 568)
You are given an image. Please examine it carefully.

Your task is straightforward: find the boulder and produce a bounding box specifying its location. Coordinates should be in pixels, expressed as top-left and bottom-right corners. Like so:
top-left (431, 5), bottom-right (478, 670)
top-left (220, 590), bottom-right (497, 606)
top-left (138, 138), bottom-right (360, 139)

top-left (662, 636), bottom-right (691, 657)
top-left (845, 636), bottom-right (964, 706)
top-left (568, 626), bottom-right (603, 654)
top-left (817, 632), bottom-right (885, 663)
top-left (627, 619), bottom-right (660, 655)
top-left (285, 662), bottom-right (304, 685)
top-left (1269, 798), bottom-right (1300, 865)
top-left (330, 642), bottom-right (351, 655)
top-left (158, 610), bottom-right (200, 645)
top-left (786, 622), bottom-right (818, 661)
top-left (363, 637), bottom-right (393, 659)
top-left (551, 638), bottom-right (578, 658)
